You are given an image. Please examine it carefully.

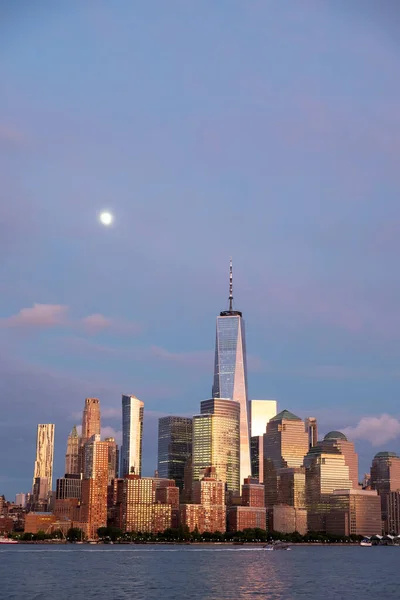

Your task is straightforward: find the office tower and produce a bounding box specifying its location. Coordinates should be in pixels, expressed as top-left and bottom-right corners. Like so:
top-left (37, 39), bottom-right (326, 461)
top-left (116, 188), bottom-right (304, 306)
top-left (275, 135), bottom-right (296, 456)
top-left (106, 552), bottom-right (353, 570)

top-left (263, 410), bottom-right (309, 509)
top-left (192, 398), bottom-right (240, 493)
top-left (319, 431), bottom-right (359, 488)
top-left (212, 259), bottom-right (251, 485)
top-left (121, 395), bottom-right (144, 477)
top-left (65, 425), bottom-right (80, 475)
top-left (80, 434), bottom-right (109, 537)
top-left (104, 437), bottom-right (118, 484)
top-left (15, 493), bottom-right (26, 508)
top-left (326, 489), bottom-right (382, 537)
top-left (370, 451), bottom-right (400, 532)
top-left (56, 474), bottom-right (82, 499)
top-left (304, 445), bottom-right (352, 532)
top-left (81, 398), bottom-right (101, 444)
top-left (250, 400), bottom-right (277, 483)
top-left (305, 417), bottom-right (318, 450)
top-left (157, 416), bottom-right (192, 490)
top-left (121, 475), bottom-right (173, 533)
top-left (192, 471), bottom-right (226, 533)
top-left (387, 492), bottom-right (400, 535)
top-left (32, 424), bottom-right (55, 495)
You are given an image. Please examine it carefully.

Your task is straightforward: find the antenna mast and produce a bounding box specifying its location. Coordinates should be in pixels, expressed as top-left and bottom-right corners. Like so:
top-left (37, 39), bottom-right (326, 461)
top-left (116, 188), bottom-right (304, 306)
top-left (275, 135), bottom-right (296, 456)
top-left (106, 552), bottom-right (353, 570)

top-left (229, 257), bottom-right (233, 311)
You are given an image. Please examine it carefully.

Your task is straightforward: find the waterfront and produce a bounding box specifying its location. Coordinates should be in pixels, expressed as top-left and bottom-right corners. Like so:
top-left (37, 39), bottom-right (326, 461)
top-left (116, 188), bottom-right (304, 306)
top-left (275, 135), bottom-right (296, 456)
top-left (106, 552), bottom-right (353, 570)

top-left (1, 545), bottom-right (399, 600)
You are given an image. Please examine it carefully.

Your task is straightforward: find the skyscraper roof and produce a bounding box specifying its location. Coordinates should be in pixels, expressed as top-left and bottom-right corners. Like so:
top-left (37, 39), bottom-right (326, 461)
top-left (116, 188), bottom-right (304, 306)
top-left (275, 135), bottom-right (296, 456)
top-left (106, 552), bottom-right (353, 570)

top-left (324, 430), bottom-right (348, 442)
top-left (270, 409), bottom-right (301, 422)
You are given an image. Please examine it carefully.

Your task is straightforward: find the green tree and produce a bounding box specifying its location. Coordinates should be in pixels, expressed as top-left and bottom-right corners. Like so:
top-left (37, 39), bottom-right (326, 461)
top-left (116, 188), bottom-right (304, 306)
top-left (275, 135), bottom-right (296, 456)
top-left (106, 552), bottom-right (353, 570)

top-left (67, 527), bottom-right (84, 542)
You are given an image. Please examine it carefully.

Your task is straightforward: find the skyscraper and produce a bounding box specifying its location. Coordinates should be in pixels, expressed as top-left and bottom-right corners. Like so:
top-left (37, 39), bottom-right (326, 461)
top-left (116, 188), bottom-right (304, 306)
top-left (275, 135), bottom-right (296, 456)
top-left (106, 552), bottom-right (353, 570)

top-left (32, 424), bottom-right (55, 495)
top-left (65, 425), bottom-right (80, 475)
top-left (81, 434), bottom-right (109, 537)
top-left (212, 259), bottom-right (251, 485)
top-left (370, 451), bottom-right (400, 532)
top-left (121, 395), bottom-right (144, 477)
top-left (263, 410), bottom-right (309, 510)
top-left (319, 431), bottom-right (358, 489)
top-left (192, 398), bottom-right (240, 494)
top-left (104, 437), bottom-right (119, 484)
top-left (81, 398), bottom-right (101, 445)
top-left (305, 417), bottom-right (318, 450)
top-left (157, 416), bottom-right (192, 490)
top-left (250, 400), bottom-right (277, 483)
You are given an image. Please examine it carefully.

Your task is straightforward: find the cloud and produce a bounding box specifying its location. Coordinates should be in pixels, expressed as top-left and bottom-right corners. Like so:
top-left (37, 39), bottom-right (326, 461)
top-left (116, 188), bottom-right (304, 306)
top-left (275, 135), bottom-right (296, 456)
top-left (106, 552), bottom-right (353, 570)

top-left (0, 304), bottom-right (69, 328)
top-left (342, 414), bottom-right (400, 447)
top-left (0, 304), bottom-right (139, 335)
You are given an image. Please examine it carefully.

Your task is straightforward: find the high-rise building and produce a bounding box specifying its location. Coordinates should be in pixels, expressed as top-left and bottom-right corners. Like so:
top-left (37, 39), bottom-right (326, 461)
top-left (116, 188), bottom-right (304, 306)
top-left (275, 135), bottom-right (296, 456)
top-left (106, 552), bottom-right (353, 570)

top-left (32, 424), bottom-right (55, 496)
top-left (387, 492), bottom-right (400, 535)
top-left (65, 425), bottom-right (80, 475)
top-left (263, 410), bottom-right (309, 509)
top-left (370, 451), bottom-right (400, 532)
top-left (81, 434), bottom-right (109, 537)
top-left (104, 437), bottom-right (118, 484)
top-left (192, 472), bottom-right (226, 533)
top-left (121, 395), bottom-right (144, 477)
top-left (305, 417), bottom-right (318, 450)
top-left (319, 431), bottom-right (359, 489)
top-left (250, 400), bottom-right (277, 483)
top-left (192, 398), bottom-right (240, 494)
top-left (212, 260), bottom-right (251, 485)
top-left (157, 416), bottom-right (192, 490)
top-left (56, 474), bottom-right (82, 500)
top-left (81, 398), bottom-right (101, 445)
top-left (304, 446), bottom-right (352, 532)
top-left (80, 398), bottom-right (101, 474)
top-left (121, 475), bottom-right (173, 533)
top-left (326, 489), bottom-right (382, 537)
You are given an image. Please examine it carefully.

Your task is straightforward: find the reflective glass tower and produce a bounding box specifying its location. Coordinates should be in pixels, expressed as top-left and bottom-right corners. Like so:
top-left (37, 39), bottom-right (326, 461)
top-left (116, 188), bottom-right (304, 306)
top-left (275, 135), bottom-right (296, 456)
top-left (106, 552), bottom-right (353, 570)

top-left (121, 395), bottom-right (144, 477)
top-left (158, 416), bottom-right (193, 490)
top-left (212, 260), bottom-right (251, 485)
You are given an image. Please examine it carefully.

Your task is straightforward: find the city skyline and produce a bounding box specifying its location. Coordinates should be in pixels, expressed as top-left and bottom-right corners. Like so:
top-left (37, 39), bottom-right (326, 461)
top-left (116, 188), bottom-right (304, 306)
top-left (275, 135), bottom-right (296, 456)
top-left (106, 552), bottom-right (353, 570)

top-left (2, 2), bottom-right (400, 499)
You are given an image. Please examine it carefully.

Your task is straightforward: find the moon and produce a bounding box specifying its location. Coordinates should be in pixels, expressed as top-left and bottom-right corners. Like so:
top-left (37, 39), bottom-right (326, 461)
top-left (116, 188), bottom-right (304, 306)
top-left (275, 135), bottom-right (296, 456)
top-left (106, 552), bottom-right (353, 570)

top-left (99, 211), bottom-right (113, 226)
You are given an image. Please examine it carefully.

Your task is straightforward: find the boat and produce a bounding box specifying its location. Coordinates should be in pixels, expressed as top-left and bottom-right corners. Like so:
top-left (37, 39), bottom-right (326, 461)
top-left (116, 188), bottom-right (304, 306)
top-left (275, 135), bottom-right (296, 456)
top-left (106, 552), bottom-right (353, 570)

top-left (0, 537), bottom-right (18, 544)
top-left (264, 542), bottom-right (291, 551)
top-left (360, 539), bottom-right (372, 547)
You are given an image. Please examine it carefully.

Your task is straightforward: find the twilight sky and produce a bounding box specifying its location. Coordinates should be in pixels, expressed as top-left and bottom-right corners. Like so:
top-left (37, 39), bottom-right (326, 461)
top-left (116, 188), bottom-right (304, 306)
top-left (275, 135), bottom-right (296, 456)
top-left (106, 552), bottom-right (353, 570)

top-left (1, 1), bottom-right (400, 499)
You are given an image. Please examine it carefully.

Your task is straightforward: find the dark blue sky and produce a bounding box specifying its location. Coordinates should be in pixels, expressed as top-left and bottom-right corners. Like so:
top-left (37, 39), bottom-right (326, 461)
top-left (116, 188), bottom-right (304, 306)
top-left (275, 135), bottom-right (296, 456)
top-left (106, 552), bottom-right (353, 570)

top-left (1, 1), bottom-right (400, 498)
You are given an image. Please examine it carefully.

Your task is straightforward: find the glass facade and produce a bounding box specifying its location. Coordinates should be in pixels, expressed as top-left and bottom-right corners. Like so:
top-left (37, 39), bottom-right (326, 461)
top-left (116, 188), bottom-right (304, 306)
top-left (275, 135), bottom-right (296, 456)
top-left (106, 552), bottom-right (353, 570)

top-left (157, 416), bottom-right (192, 490)
top-left (121, 395), bottom-right (144, 477)
top-left (65, 425), bottom-right (80, 475)
top-left (212, 313), bottom-right (251, 485)
top-left (192, 399), bottom-right (240, 493)
top-left (263, 410), bottom-right (309, 508)
top-left (327, 489), bottom-right (382, 537)
top-left (370, 451), bottom-right (400, 532)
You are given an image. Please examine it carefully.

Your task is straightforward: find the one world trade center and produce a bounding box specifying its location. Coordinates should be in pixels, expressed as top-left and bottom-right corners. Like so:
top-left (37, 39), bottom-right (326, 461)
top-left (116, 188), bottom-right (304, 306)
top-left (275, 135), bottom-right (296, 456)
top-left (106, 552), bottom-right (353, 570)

top-left (212, 259), bottom-right (251, 485)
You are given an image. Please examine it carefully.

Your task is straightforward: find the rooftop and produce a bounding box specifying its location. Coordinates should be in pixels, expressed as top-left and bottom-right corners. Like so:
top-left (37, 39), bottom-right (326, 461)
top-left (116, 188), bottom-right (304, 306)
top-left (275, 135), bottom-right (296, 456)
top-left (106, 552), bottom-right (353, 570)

top-left (270, 409), bottom-right (301, 422)
top-left (324, 431), bottom-right (348, 442)
top-left (374, 451), bottom-right (399, 459)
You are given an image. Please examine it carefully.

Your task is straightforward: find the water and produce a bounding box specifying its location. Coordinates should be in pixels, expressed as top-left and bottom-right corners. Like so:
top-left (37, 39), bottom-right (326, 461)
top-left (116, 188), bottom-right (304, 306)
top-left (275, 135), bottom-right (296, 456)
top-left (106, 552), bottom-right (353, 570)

top-left (1, 544), bottom-right (397, 600)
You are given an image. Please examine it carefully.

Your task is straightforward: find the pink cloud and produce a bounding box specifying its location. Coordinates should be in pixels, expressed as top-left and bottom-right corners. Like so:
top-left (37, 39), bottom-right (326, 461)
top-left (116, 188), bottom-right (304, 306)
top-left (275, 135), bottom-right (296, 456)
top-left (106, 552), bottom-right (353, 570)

top-left (0, 304), bottom-right (69, 328)
top-left (0, 124), bottom-right (25, 146)
top-left (82, 314), bottom-right (141, 335)
top-left (342, 414), bottom-right (400, 447)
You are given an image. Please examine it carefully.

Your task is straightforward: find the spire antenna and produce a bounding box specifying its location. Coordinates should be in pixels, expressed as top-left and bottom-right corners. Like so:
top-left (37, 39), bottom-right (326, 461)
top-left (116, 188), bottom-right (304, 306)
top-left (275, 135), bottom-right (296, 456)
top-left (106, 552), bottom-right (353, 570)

top-left (229, 257), bottom-right (233, 311)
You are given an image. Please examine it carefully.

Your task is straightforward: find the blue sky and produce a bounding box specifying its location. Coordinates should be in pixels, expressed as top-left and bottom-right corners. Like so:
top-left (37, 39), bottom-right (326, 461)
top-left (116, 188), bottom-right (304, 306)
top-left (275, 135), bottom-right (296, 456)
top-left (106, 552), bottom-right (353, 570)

top-left (1, 0), bottom-right (400, 498)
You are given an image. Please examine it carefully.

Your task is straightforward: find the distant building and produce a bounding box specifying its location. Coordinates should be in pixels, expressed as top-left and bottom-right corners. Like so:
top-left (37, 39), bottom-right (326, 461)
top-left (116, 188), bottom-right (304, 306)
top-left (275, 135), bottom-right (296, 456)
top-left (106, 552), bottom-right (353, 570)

top-left (104, 437), bottom-right (118, 484)
top-left (65, 425), bottom-right (80, 475)
top-left (304, 446), bottom-right (352, 533)
top-left (32, 424), bottom-right (55, 498)
top-left (15, 493), bottom-right (26, 508)
top-left (192, 398), bottom-right (240, 494)
top-left (387, 491), bottom-right (400, 535)
top-left (212, 260), bottom-right (251, 485)
top-left (80, 398), bottom-right (101, 473)
top-left (56, 474), bottom-right (82, 500)
top-left (121, 475), bottom-right (174, 533)
top-left (319, 431), bottom-right (359, 489)
top-left (192, 472), bottom-right (226, 533)
top-left (24, 512), bottom-right (57, 534)
top-left (228, 477), bottom-right (266, 532)
top-left (263, 410), bottom-right (309, 515)
top-left (326, 489), bottom-right (382, 537)
top-left (370, 451), bottom-right (400, 533)
top-left (272, 505), bottom-right (308, 536)
top-left (80, 434), bottom-right (109, 537)
top-left (121, 395), bottom-right (144, 477)
top-left (250, 400), bottom-right (277, 483)
top-left (157, 416), bottom-right (192, 490)
top-left (305, 417), bottom-right (318, 450)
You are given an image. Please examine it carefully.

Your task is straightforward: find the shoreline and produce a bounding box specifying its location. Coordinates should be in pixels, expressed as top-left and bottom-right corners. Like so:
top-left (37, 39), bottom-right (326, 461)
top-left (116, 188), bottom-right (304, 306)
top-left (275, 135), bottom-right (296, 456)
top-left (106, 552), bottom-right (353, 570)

top-left (10, 540), bottom-right (365, 546)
